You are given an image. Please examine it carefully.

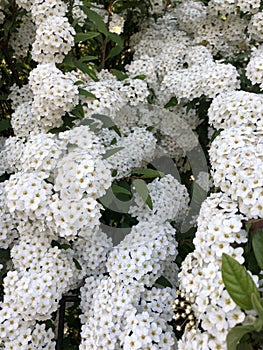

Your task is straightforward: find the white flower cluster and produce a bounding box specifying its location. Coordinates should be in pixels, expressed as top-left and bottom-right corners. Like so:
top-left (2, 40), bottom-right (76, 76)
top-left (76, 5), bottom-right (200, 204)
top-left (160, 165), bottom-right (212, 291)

top-left (248, 12), bottom-right (263, 41)
top-left (208, 90), bottom-right (263, 130)
top-left (80, 73), bottom-right (149, 120)
top-left (129, 174), bottom-right (189, 225)
top-left (161, 60), bottom-right (240, 103)
top-left (29, 63), bottom-right (79, 130)
top-left (8, 83), bottom-right (33, 110)
top-left (79, 172), bottom-right (188, 349)
top-left (32, 16), bottom-right (75, 63)
top-left (105, 127), bottom-right (157, 178)
top-left (175, 0), bottom-right (206, 33)
top-left (80, 276), bottom-right (176, 350)
top-left (109, 13), bottom-right (125, 34)
top-left (9, 14), bottom-right (36, 58)
top-left (0, 182), bottom-right (19, 249)
top-left (246, 45), bottom-right (263, 89)
top-left (178, 193), bottom-right (249, 349)
top-left (113, 104), bottom-right (200, 162)
top-left (72, 0), bottom-right (87, 26)
top-left (210, 128), bottom-right (263, 218)
top-left (0, 136), bottom-right (27, 174)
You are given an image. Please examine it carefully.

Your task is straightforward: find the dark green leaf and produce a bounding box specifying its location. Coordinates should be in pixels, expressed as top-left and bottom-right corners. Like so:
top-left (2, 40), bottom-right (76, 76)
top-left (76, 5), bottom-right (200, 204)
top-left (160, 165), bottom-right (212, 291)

top-left (82, 7), bottom-right (108, 35)
top-left (164, 96), bottom-right (178, 108)
top-left (75, 62), bottom-right (99, 81)
top-left (103, 147), bottom-right (124, 159)
top-left (222, 253), bottom-right (260, 310)
top-left (155, 276), bottom-right (173, 288)
top-left (78, 88), bottom-right (97, 99)
top-left (73, 258), bottom-right (82, 270)
top-left (106, 45), bottom-right (123, 61)
top-left (130, 168), bottom-right (164, 179)
top-left (110, 69), bottom-right (128, 81)
top-left (112, 183), bottom-right (131, 196)
top-left (227, 325), bottom-right (255, 350)
top-left (252, 230), bottom-right (263, 270)
top-left (78, 55), bottom-right (98, 62)
top-left (74, 32), bottom-right (100, 42)
top-left (0, 119), bottom-right (11, 132)
top-left (107, 32), bottom-right (123, 46)
top-left (70, 104), bottom-right (84, 119)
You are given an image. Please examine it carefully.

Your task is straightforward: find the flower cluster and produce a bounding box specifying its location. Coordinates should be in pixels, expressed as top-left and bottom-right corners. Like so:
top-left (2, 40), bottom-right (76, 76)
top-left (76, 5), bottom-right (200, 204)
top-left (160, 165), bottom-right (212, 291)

top-left (29, 63), bottom-right (79, 130)
top-left (10, 14), bottom-right (36, 58)
top-left (208, 90), bottom-right (263, 130)
top-left (178, 193), bottom-right (249, 349)
top-left (161, 59), bottom-right (240, 103)
top-left (246, 44), bottom-right (263, 89)
top-left (129, 174), bottom-right (189, 225)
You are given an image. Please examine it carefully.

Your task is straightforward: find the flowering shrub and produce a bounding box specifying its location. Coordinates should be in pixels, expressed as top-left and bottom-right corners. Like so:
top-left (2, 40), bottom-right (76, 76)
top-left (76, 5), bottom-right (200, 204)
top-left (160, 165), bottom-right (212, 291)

top-left (0, 0), bottom-right (263, 349)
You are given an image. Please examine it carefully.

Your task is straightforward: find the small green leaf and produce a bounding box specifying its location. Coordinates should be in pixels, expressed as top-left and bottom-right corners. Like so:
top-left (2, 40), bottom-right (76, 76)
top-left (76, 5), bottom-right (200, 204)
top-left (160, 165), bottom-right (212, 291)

top-left (252, 230), bottom-right (263, 270)
top-left (132, 179), bottom-right (153, 210)
top-left (110, 69), bottom-right (128, 81)
top-left (70, 104), bottom-right (84, 119)
top-left (164, 96), bottom-right (178, 108)
top-left (103, 147), bottom-right (124, 159)
top-left (75, 61), bottom-right (99, 81)
top-left (106, 45), bottom-right (123, 61)
top-left (222, 253), bottom-right (260, 310)
top-left (73, 258), bottom-right (82, 270)
top-left (134, 74), bottom-right (147, 80)
top-left (130, 168), bottom-right (164, 179)
top-left (78, 88), bottom-right (97, 99)
top-left (227, 325), bottom-right (255, 350)
top-left (78, 55), bottom-right (98, 62)
top-left (112, 184), bottom-right (131, 196)
top-left (145, 194), bottom-right (153, 210)
top-left (155, 276), bottom-right (173, 288)
top-left (74, 32), bottom-right (100, 42)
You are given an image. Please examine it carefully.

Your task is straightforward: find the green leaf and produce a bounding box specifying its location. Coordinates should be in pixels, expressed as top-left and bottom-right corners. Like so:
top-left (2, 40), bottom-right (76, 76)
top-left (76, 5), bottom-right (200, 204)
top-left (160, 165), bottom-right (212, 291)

top-left (252, 230), bottom-right (263, 270)
top-left (155, 276), bottom-right (173, 288)
top-left (82, 7), bottom-right (108, 35)
top-left (132, 179), bottom-right (153, 210)
top-left (74, 32), bottom-right (100, 42)
top-left (227, 325), bottom-right (255, 350)
top-left (78, 55), bottom-right (98, 62)
top-left (0, 119), bottom-right (11, 132)
top-left (130, 168), bottom-right (164, 179)
top-left (251, 293), bottom-right (263, 319)
top-left (106, 45), bottom-right (123, 61)
top-left (110, 69), bottom-right (128, 81)
top-left (73, 258), bottom-right (82, 270)
top-left (91, 114), bottom-right (115, 128)
top-left (107, 32), bottom-right (123, 46)
top-left (164, 96), bottom-right (178, 108)
top-left (70, 104), bottom-right (84, 119)
top-left (75, 61), bottom-right (99, 81)
top-left (78, 88), bottom-right (97, 99)
top-left (112, 183), bottom-right (131, 196)
top-left (222, 253), bottom-right (260, 310)
top-left (103, 147), bottom-right (124, 159)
